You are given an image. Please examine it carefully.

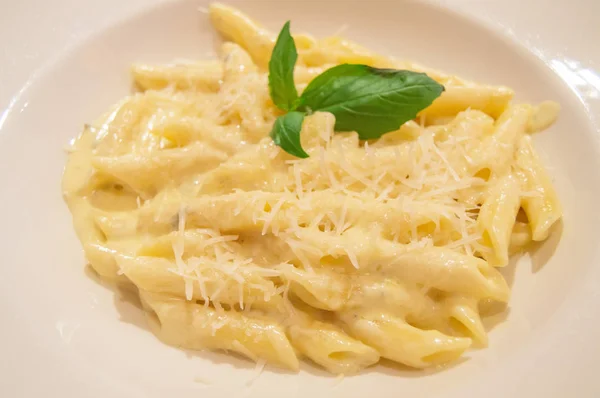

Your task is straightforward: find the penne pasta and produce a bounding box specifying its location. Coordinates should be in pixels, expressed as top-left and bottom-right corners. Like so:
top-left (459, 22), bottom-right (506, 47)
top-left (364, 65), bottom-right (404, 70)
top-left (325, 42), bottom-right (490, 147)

top-left (516, 135), bottom-right (562, 241)
top-left (62, 3), bottom-right (562, 374)
top-left (421, 85), bottom-right (514, 119)
top-left (477, 174), bottom-right (521, 267)
top-left (339, 309), bottom-right (472, 368)
top-left (140, 292), bottom-right (299, 370)
top-left (288, 321), bottom-right (380, 374)
top-left (132, 61), bottom-right (223, 92)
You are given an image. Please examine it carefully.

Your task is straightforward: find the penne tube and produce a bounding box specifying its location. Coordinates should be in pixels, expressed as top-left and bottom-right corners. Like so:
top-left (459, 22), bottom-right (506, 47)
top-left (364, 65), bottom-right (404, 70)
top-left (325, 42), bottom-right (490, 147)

top-left (277, 263), bottom-right (350, 311)
top-left (288, 320), bottom-right (380, 374)
top-left (140, 291), bottom-right (299, 370)
top-left (442, 295), bottom-right (488, 346)
top-left (477, 174), bottom-right (521, 267)
top-left (131, 61), bottom-right (223, 92)
top-left (209, 3), bottom-right (275, 68)
top-left (516, 135), bottom-right (562, 241)
top-left (339, 309), bottom-right (472, 368)
top-left (421, 85), bottom-right (514, 119)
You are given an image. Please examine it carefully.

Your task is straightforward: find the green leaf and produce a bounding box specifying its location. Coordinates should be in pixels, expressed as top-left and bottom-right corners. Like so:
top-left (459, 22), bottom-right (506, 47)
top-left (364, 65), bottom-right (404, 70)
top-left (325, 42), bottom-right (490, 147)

top-left (270, 111), bottom-right (308, 158)
top-left (268, 21), bottom-right (299, 111)
top-left (297, 64), bottom-right (444, 139)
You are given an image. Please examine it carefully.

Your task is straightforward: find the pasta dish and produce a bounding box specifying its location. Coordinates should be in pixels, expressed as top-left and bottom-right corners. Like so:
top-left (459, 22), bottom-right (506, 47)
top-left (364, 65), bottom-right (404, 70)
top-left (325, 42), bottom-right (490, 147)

top-left (62, 3), bottom-right (562, 374)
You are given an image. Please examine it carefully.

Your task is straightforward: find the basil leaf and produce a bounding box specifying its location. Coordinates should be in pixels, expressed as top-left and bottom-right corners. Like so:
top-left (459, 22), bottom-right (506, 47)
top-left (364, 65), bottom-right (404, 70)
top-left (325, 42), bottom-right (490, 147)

top-left (270, 111), bottom-right (308, 158)
top-left (297, 64), bottom-right (444, 139)
top-left (268, 21), bottom-right (299, 111)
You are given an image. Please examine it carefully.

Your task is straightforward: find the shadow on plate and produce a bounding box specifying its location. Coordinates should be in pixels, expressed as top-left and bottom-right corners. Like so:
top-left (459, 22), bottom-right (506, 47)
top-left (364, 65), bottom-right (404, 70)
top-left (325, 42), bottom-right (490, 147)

top-left (529, 219), bottom-right (563, 274)
top-left (84, 265), bottom-right (150, 332)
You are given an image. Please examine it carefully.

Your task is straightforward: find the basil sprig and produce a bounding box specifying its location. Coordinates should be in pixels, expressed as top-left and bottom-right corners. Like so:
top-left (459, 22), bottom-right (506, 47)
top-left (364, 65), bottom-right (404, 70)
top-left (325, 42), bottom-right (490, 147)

top-left (268, 22), bottom-right (444, 157)
top-left (268, 21), bottom-right (299, 111)
top-left (269, 111), bottom-right (308, 158)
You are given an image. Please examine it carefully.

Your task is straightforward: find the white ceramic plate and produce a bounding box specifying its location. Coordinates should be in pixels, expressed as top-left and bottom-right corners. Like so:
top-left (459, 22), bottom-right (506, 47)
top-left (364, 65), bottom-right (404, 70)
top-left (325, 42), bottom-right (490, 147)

top-left (1, 0), bottom-right (599, 397)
